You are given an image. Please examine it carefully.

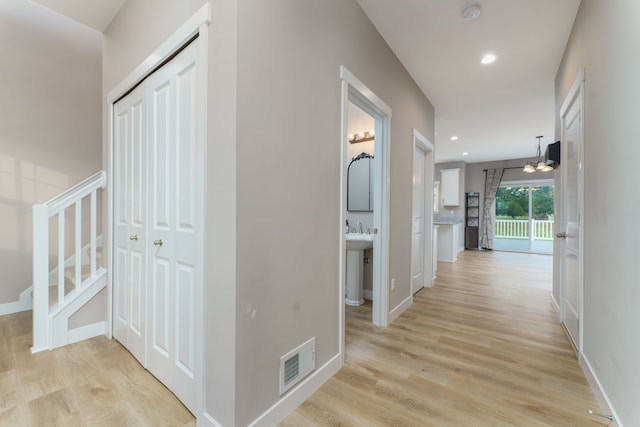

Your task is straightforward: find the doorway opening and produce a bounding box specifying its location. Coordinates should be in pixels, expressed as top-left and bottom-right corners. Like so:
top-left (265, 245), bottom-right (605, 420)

top-left (494, 180), bottom-right (554, 254)
top-left (339, 66), bottom-right (392, 359)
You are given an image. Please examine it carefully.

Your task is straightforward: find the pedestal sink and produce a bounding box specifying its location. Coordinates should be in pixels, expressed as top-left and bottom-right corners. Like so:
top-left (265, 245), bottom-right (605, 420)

top-left (345, 234), bottom-right (374, 306)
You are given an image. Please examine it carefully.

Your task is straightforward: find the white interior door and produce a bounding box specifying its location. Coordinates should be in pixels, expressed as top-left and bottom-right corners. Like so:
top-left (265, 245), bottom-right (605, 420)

top-left (113, 84), bottom-right (147, 365)
top-left (411, 145), bottom-right (426, 294)
top-left (560, 72), bottom-right (584, 351)
top-left (145, 40), bottom-right (200, 413)
top-left (112, 39), bottom-right (201, 414)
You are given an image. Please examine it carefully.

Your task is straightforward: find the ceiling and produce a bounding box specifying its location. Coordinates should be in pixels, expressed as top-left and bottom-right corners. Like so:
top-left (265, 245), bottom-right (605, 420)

top-left (29, 0), bottom-right (125, 32)
top-left (30, 0), bottom-right (580, 164)
top-left (357, 0), bottom-right (581, 163)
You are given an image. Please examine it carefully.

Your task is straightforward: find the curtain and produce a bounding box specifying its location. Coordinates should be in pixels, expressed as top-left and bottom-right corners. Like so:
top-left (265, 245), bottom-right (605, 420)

top-left (480, 168), bottom-right (504, 250)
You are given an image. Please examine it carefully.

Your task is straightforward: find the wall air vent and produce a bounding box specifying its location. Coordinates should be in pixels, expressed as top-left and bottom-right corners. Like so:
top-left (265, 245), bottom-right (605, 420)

top-left (279, 337), bottom-right (315, 395)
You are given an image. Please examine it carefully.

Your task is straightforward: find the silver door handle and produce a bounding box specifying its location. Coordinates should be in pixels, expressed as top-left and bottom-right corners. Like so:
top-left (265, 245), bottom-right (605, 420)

top-left (129, 235), bottom-right (139, 241)
top-left (556, 232), bottom-right (567, 238)
top-left (153, 239), bottom-right (164, 246)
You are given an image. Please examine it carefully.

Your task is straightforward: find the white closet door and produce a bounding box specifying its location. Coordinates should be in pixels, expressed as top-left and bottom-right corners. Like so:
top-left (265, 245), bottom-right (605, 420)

top-left (113, 85), bottom-right (147, 365)
top-left (145, 40), bottom-right (200, 414)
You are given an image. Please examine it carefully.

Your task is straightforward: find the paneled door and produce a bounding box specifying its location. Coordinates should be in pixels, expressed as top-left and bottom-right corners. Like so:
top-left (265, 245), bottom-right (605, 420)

top-left (559, 71), bottom-right (584, 351)
top-left (411, 145), bottom-right (426, 294)
top-left (113, 39), bottom-right (202, 414)
top-left (113, 84), bottom-right (147, 365)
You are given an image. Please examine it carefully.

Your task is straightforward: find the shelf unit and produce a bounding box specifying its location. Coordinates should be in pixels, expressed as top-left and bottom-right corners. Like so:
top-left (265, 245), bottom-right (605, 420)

top-left (465, 192), bottom-right (479, 249)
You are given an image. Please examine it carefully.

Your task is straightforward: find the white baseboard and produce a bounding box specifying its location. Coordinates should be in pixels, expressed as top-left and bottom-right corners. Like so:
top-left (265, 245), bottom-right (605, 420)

top-left (0, 287), bottom-right (33, 316)
top-left (550, 293), bottom-right (560, 317)
top-left (363, 289), bottom-right (373, 300)
top-left (67, 321), bottom-right (107, 345)
top-left (580, 353), bottom-right (622, 427)
top-left (387, 294), bottom-right (413, 324)
top-left (248, 352), bottom-right (342, 427)
top-left (199, 412), bottom-right (224, 427)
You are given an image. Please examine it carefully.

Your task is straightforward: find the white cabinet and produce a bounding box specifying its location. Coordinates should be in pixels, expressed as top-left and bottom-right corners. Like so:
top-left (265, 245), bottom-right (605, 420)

top-left (437, 222), bottom-right (462, 262)
top-left (433, 225), bottom-right (438, 279)
top-left (440, 168), bottom-right (460, 206)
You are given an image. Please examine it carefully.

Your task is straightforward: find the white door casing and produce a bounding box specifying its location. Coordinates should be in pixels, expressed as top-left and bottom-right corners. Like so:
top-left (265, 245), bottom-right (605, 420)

top-left (112, 39), bottom-right (202, 414)
top-left (411, 129), bottom-right (435, 292)
top-left (411, 146), bottom-right (426, 293)
top-left (339, 66), bottom-right (392, 364)
top-left (559, 69), bottom-right (584, 352)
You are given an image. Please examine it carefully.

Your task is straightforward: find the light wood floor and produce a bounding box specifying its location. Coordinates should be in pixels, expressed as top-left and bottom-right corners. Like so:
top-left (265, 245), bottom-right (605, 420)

top-left (281, 250), bottom-right (604, 426)
top-left (0, 311), bottom-right (195, 426)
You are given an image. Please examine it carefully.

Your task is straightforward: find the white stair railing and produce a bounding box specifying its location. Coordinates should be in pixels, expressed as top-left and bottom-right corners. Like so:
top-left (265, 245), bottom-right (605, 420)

top-left (32, 171), bottom-right (107, 353)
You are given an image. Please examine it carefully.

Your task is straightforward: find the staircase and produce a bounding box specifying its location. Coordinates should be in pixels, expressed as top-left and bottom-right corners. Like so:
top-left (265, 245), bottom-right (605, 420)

top-left (31, 171), bottom-right (107, 353)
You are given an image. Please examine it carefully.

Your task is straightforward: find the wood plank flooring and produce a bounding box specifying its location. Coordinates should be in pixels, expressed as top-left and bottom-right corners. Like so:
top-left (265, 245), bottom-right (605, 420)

top-left (0, 311), bottom-right (195, 426)
top-left (281, 250), bottom-right (604, 426)
top-left (1, 250), bottom-right (603, 426)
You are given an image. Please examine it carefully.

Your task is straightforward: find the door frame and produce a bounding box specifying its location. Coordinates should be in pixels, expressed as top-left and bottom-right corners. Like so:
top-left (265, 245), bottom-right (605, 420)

top-left (106, 3), bottom-right (210, 418)
top-left (339, 66), bottom-right (392, 354)
top-left (558, 68), bottom-right (585, 353)
top-left (412, 129), bottom-right (435, 290)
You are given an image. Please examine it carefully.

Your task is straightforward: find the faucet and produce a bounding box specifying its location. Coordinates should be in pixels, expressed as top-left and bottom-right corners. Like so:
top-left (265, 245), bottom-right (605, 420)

top-left (357, 221), bottom-right (363, 234)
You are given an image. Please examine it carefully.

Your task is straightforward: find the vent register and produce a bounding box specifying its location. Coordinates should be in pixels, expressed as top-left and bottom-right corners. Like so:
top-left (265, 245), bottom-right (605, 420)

top-left (279, 337), bottom-right (316, 395)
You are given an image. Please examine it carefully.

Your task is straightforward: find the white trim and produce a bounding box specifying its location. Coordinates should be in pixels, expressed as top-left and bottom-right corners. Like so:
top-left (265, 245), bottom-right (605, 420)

top-left (412, 129), bottom-right (435, 289)
top-left (248, 354), bottom-right (342, 427)
top-left (558, 68), bottom-right (585, 353)
top-left (200, 413), bottom-right (225, 427)
top-left (0, 286), bottom-right (33, 316)
top-left (580, 354), bottom-right (622, 427)
top-left (340, 65), bottom-right (392, 330)
top-left (363, 289), bottom-right (373, 300)
top-left (387, 294), bottom-right (413, 324)
top-left (499, 179), bottom-right (554, 187)
top-left (68, 321), bottom-right (107, 345)
top-left (107, 3), bottom-right (212, 103)
top-left (549, 293), bottom-right (561, 316)
top-left (106, 4), bottom-right (211, 422)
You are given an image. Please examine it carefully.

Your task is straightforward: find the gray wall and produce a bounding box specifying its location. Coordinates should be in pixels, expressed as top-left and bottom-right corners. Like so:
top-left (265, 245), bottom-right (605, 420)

top-left (235, 1), bottom-right (434, 424)
top-left (555, 1), bottom-right (640, 425)
top-left (0, 0), bottom-right (102, 304)
top-left (104, 0), bottom-right (435, 425)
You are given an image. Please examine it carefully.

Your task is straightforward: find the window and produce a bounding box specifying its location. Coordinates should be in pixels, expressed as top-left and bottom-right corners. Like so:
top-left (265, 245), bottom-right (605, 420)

top-left (494, 182), bottom-right (554, 254)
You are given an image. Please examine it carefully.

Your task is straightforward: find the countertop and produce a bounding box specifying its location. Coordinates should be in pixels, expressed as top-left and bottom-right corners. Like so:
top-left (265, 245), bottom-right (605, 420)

top-left (434, 217), bottom-right (463, 225)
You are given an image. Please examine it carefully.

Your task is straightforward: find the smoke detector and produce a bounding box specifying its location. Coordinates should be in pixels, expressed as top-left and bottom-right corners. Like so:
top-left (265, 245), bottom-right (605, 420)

top-left (462, 4), bottom-right (481, 21)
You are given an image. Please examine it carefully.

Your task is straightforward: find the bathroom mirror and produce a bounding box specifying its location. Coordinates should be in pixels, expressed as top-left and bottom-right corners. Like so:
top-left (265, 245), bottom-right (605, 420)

top-left (347, 152), bottom-right (374, 212)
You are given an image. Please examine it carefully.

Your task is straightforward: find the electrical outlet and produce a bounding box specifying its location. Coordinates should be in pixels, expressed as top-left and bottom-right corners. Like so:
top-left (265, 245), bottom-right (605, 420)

top-left (391, 278), bottom-right (396, 291)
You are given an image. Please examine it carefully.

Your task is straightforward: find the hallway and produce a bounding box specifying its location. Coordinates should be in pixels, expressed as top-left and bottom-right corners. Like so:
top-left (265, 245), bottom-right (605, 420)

top-left (281, 250), bottom-right (603, 426)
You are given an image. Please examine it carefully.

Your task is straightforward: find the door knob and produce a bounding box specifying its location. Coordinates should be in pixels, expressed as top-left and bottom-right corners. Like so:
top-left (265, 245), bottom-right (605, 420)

top-left (129, 235), bottom-right (139, 241)
top-left (153, 239), bottom-right (164, 246)
top-left (555, 232), bottom-right (567, 238)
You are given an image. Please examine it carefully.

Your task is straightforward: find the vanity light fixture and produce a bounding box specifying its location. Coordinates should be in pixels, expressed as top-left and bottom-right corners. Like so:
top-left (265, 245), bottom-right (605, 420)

top-left (523, 136), bottom-right (553, 173)
top-left (349, 130), bottom-right (375, 144)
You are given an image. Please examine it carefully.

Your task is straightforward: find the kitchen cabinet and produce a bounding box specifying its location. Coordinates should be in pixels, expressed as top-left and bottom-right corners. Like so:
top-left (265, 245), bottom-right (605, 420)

top-left (436, 221), bottom-right (462, 262)
top-left (440, 168), bottom-right (460, 206)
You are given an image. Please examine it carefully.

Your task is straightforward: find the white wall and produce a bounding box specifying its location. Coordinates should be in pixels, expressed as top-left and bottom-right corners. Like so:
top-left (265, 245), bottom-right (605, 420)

top-left (0, 0), bottom-right (102, 305)
top-left (555, 1), bottom-right (640, 425)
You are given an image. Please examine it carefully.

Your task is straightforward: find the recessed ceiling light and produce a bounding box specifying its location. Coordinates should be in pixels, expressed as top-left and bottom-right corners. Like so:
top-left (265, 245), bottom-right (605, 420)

top-left (450, 136), bottom-right (459, 141)
top-left (462, 152), bottom-right (469, 156)
top-left (481, 54), bottom-right (497, 65)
